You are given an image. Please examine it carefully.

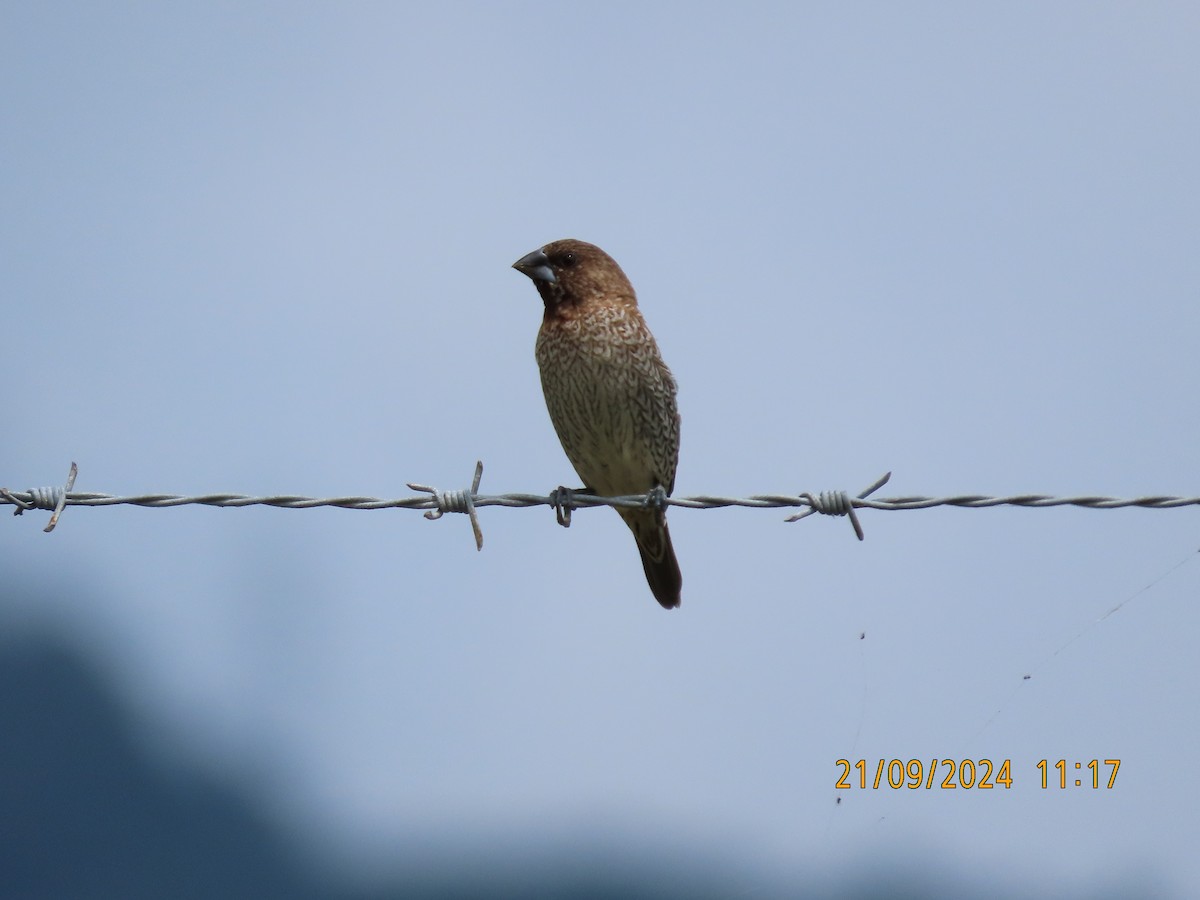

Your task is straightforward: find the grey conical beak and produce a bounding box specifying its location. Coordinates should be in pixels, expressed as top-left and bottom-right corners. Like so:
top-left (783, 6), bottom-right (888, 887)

top-left (512, 248), bottom-right (556, 284)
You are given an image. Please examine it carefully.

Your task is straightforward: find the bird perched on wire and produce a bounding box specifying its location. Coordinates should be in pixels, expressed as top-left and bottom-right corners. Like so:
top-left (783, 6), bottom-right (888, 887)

top-left (513, 239), bottom-right (682, 609)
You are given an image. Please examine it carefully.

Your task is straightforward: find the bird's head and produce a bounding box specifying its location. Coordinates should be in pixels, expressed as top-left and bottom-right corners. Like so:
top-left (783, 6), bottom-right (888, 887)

top-left (512, 239), bottom-right (635, 314)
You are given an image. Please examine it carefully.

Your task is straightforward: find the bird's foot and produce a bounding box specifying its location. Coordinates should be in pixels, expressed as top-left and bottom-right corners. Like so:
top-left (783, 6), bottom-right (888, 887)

top-left (644, 485), bottom-right (669, 527)
top-left (550, 485), bottom-right (586, 528)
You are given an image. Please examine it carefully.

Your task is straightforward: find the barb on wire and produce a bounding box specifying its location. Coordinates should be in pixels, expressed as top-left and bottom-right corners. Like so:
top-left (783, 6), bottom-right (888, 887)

top-left (408, 460), bottom-right (485, 551)
top-left (784, 471), bottom-right (892, 540)
top-left (2, 461), bottom-right (77, 532)
top-left (4, 462), bottom-right (1199, 548)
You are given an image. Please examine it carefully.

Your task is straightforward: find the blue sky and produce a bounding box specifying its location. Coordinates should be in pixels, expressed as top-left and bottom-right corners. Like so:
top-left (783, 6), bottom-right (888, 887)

top-left (3, 2), bottom-right (1199, 895)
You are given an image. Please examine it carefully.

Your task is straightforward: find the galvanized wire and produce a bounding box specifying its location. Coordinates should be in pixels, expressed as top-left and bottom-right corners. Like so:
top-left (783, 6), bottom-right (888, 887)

top-left (4, 461), bottom-right (1198, 547)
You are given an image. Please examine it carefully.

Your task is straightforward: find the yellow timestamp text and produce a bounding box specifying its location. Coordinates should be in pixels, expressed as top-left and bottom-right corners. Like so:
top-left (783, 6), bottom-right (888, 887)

top-left (835, 758), bottom-right (1013, 790)
top-left (834, 758), bottom-right (1122, 790)
top-left (1036, 758), bottom-right (1121, 789)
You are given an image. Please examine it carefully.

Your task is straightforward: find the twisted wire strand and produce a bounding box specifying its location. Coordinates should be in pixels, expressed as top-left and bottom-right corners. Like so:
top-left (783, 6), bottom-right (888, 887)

top-left (17, 492), bottom-right (1193, 511)
top-left (5, 488), bottom-right (1198, 514)
top-left (3, 461), bottom-right (1198, 544)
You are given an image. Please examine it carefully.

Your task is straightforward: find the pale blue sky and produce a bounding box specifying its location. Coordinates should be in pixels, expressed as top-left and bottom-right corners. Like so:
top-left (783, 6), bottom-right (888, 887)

top-left (3, 2), bottom-right (1198, 895)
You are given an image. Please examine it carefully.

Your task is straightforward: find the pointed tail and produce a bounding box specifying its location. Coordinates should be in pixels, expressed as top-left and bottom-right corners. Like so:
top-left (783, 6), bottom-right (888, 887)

top-left (623, 511), bottom-right (682, 609)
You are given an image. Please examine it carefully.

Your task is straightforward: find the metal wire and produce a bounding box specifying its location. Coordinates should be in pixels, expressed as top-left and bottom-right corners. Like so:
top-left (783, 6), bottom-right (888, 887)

top-left (3, 461), bottom-right (1198, 546)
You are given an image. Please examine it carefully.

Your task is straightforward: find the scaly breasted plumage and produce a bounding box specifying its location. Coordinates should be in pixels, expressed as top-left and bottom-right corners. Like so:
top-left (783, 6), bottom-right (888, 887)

top-left (513, 239), bottom-right (682, 609)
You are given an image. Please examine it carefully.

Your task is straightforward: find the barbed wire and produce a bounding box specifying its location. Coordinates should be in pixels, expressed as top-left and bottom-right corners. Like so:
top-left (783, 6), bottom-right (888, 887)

top-left (3, 461), bottom-right (1198, 548)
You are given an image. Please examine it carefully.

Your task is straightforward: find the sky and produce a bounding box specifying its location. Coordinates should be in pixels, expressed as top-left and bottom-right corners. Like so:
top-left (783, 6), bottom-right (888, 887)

top-left (2, 1), bottom-right (1198, 895)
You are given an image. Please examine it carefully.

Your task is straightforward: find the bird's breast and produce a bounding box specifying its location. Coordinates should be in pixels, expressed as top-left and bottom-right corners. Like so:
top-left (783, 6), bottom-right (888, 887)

top-left (535, 305), bottom-right (678, 497)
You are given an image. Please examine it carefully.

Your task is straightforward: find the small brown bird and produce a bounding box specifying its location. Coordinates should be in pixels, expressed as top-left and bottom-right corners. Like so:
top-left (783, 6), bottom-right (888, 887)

top-left (513, 239), bottom-right (683, 609)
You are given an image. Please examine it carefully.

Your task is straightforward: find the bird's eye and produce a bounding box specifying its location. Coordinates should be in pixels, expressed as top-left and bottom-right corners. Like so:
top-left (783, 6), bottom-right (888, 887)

top-left (560, 252), bottom-right (576, 267)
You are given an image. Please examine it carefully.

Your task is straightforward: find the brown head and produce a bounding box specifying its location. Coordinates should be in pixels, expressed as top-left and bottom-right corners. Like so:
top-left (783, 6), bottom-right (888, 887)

top-left (512, 239), bottom-right (637, 316)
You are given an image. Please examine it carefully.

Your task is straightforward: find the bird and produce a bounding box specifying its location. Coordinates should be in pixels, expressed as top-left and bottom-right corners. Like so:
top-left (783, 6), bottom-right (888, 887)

top-left (512, 239), bottom-right (683, 609)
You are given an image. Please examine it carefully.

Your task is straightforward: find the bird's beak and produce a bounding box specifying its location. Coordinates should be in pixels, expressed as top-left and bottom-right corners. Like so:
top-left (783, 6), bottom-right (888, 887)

top-left (513, 248), bottom-right (556, 284)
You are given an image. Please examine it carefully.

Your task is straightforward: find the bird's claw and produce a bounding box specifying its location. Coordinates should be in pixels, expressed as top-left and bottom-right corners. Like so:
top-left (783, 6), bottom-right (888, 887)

top-left (550, 485), bottom-right (583, 528)
top-left (644, 485), bottom-right (669, 527)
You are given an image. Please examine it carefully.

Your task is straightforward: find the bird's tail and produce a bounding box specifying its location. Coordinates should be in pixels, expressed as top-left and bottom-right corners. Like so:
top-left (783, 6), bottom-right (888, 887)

top-left (622, 510), bottom-right (683, 609)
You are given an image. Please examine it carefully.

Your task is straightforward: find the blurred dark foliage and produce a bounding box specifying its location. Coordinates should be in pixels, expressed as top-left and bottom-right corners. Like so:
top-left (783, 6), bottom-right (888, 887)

top-left (0, 627), bottom-right (1154, 900)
